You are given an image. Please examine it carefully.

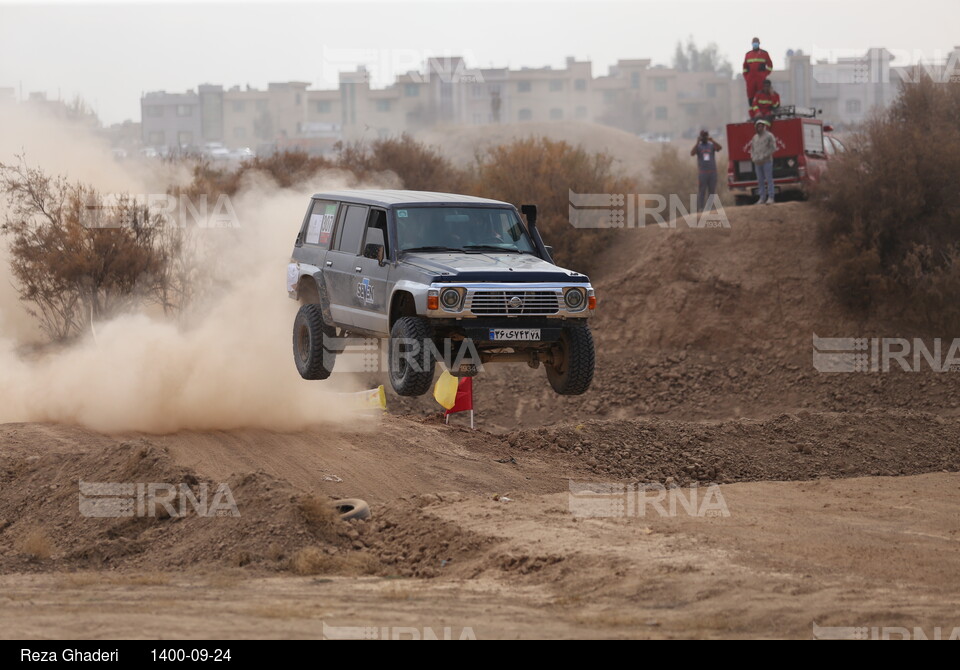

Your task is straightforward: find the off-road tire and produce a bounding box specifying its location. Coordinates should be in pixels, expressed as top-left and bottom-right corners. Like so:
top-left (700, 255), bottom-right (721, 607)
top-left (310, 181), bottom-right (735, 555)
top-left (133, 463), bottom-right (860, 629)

top-left (388, 316), bottom-right (436, 397)
top-left (546, 324), bottom-right (595, 395)
top-left (734, 195), bottom-right (753, 207)
top-left (293, 304), bottom-right (336, 380)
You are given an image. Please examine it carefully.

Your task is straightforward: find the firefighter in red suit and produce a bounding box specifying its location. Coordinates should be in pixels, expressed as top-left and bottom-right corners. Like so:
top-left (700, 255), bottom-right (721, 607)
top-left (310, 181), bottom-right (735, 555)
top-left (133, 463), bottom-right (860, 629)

top-left (750, 79), bottom-right (781, 122)
top-left (743, 37), bottom-right (773, 107)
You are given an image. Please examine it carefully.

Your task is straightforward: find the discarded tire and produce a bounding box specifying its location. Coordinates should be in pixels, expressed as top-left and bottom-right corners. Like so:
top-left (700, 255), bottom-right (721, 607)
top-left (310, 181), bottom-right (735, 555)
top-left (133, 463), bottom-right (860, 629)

top-left (331, 498), bottom-right (371, 521)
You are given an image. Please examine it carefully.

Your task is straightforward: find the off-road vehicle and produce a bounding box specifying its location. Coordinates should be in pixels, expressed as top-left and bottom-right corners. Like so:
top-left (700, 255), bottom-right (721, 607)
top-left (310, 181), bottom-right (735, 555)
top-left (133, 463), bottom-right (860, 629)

top-left (287, 190), bottom-right (596, 396)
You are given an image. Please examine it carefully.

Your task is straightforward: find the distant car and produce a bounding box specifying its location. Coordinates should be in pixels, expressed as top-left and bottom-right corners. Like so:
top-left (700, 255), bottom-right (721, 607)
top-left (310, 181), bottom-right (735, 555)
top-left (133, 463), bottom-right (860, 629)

top-left (230, 147), bottom-right (255, 161)
top-left (287, 190), bottom-right (597, 397)
top-left (640, 132), bottom-right (672, 143)
top-left (726, 106), bottom-right (844, 205)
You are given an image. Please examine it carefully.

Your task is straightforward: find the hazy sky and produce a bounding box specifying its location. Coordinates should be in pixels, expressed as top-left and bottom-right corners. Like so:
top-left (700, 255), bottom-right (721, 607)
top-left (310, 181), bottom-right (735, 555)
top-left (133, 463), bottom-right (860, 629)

top-left (1, 0), bottom-right (957, 124)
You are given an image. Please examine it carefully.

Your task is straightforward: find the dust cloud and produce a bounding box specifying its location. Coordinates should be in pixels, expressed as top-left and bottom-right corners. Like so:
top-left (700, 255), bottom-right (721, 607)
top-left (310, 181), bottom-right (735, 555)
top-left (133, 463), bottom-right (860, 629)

top-left (0, 104), bottom-right (379, 434)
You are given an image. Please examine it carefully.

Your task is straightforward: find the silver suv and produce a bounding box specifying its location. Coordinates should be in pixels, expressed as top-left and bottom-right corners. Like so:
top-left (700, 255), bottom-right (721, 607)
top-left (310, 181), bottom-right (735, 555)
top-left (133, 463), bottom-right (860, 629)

top-left (287, 190), bottom-right (596, 396)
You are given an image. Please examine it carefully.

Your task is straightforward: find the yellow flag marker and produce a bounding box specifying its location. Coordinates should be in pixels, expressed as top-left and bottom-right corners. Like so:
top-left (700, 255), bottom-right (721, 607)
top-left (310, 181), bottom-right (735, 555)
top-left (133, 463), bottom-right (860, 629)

top-left (346, 385), bottom-right (386, 410)
top-left (368, 384), bottom-right (387, 410)
top-left (433, 370), bottom-right (458, 410)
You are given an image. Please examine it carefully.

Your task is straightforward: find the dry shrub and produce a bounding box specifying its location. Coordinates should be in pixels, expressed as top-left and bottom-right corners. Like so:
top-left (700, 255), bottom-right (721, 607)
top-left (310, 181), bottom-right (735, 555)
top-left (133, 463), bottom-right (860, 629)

top-left (471, 137), bottom-right (640, 273)
top-left (289, 547), bottom-right (380, 576)
top-left (289, 547), bottom-right (334, 575)
top-left (0, 157), bottom-right (190, 340)
top-left (19, 528), bottom-right (53, 560)
top-left (336, 134), bottom-right (468, 193)
top-left (177, 151), bottom-right (334, 199)
top-left (649, 144), bottom-right (699, 204)
top-left (299, 495), bottom-right (338, 525)
top-left (816, 73), bottom-right (960, 330)
top-left (298, 495), bottom-right (341, 543)
top-left (181, 136), bottom-right (462, 199)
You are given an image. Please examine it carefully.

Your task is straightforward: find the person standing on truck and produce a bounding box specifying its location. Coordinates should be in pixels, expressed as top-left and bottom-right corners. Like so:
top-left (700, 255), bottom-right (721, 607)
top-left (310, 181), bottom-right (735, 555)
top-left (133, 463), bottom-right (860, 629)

top-left (691, 129), bottom-right (723, 212)
top-left (750, 79), bottom-right (781, 122)
top-left (742, 37), bottom-right (773, 108)
top-left (750, 120), bottom-right (777, 205)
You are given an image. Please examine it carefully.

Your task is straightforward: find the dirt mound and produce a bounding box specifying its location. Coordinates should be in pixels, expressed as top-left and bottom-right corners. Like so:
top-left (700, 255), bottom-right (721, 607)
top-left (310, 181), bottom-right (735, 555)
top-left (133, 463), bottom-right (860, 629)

top-left (365, 496), bottom-right (496, 578)
top-left (0, 434), bottom-right (366, 573)
top-left (500, 410), bottom-right (960, 485)
top-left (589, 202), bottom-right (861, 355)
top-left (0, 418), bottom-right (579, 575)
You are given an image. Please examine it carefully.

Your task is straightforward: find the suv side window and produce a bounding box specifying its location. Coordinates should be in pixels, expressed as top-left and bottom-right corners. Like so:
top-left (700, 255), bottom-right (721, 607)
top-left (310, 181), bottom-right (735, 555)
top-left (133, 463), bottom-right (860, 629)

top-left (364, 209), bottom-right (389, 257)
top-left (333, 204), bottom-right (368, 255)
top-left (303, 199), bottom-right (338, 247)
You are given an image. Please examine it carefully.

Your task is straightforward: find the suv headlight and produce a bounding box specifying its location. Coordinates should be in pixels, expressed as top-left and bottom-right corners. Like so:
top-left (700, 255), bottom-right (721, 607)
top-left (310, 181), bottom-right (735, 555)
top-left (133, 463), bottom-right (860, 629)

top-left (563, 287), bottom-right (587, 311)
top-left (439, 287), bottom-right (464, 311)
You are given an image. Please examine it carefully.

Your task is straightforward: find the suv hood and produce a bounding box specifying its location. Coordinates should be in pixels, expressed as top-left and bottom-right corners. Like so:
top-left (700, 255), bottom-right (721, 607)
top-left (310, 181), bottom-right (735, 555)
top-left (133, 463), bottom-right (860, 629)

top-left (400, 251), bottom-right (588, 283)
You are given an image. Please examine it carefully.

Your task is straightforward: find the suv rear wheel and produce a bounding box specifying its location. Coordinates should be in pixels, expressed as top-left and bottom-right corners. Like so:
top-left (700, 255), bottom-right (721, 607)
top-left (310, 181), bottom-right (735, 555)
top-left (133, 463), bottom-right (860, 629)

top-left (293, 304), bottom-right (336, 380)
top-left (546, 325), bottom-right (595, 395)
top-left (388, 316), bottom-right (436, 396)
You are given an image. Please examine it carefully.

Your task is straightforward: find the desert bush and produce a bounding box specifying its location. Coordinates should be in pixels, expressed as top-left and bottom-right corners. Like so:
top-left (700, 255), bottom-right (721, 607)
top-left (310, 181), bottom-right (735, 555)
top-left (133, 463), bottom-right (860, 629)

top-left (470, 137), bottom-right (640, 273)
top-left (178, 151), bottom-right (335, 199)
top-left (649, 145), bottom-right (698, 204)
top-left (19, 528), bottom-right (53, 560)
top-left (289, 546), bottom-right (380, 576)
top-left (181, 136), bottom-right (464, 199)
top-left (0, 157), bottom-right (185, 340)
top-left (335, 134), bottom-right (468, 192)
top-left (815, 73), bottom-right (960, 330)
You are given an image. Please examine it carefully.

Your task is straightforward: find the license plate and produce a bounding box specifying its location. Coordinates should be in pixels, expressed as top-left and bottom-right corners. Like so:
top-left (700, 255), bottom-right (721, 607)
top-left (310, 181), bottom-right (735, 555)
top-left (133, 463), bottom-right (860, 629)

top-left (489, 328), bottom-right (540, 341)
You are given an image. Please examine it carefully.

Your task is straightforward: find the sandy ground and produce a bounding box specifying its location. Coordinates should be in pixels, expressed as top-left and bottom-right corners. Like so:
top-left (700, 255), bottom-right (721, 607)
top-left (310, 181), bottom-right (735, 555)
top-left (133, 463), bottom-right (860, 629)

top-left (2, 472), bottom-right (957, 639)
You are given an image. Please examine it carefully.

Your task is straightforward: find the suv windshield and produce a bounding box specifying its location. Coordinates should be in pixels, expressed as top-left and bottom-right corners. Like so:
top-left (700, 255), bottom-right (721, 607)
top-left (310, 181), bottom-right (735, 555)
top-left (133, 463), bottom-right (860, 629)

top-left (396, 207), bottom-right (535, 254)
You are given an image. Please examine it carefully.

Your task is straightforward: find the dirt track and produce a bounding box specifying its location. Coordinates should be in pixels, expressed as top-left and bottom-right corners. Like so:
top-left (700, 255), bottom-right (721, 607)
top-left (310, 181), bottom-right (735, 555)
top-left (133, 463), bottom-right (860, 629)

top-left (2, 202), bottom-right (959, 639)
top-left (2, 469), bottom-right (958, 639)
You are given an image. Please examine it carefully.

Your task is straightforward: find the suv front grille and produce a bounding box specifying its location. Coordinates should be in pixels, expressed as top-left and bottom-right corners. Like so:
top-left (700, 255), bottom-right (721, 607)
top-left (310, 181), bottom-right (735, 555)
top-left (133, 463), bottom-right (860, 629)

top-left (467, 290), bottom-right (560, 315)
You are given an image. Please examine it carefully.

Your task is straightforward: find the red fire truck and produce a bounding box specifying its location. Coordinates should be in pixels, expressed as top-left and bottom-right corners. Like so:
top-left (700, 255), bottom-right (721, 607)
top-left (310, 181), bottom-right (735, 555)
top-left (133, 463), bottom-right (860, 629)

top-left (726, 106), bottom-right (843, 205)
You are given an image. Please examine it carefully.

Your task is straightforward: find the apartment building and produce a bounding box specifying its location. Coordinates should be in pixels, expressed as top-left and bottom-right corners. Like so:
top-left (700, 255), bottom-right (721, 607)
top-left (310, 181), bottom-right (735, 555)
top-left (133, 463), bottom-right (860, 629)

top-left (142, 47), bottom-right (951, 152)
top-left (140, 90), bottom-right (202, 149)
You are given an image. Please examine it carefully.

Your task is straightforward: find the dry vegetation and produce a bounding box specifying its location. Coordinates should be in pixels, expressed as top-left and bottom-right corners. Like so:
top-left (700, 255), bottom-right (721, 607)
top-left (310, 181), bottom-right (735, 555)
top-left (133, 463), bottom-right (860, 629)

top-left (0, 157), bottom-right (194, 340)
top-left (18, 528), bottom-right (53, 561)
top-left (289, 546), bottom-right (380, 576)
top-left (816, 74), bottom-right (960, 330)
top-left (470, 137), bottom-right (640, 273)
top-left (184, 134), bottom-right (642, 274)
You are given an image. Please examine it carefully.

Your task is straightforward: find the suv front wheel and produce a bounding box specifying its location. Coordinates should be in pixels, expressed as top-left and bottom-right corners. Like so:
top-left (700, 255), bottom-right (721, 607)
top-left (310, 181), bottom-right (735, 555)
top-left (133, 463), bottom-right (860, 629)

top-left (546, 325), bottom-right (595, 395)
top-left (388, 316), bottom-right (436, 396)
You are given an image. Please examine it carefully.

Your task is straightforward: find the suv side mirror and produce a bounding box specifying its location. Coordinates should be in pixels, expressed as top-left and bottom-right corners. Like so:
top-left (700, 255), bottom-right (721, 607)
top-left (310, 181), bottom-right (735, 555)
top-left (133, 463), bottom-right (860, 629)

top-left (363, 227), bottom-right (387, 265)
top-left (364, 244), bottom-right (385, 265)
